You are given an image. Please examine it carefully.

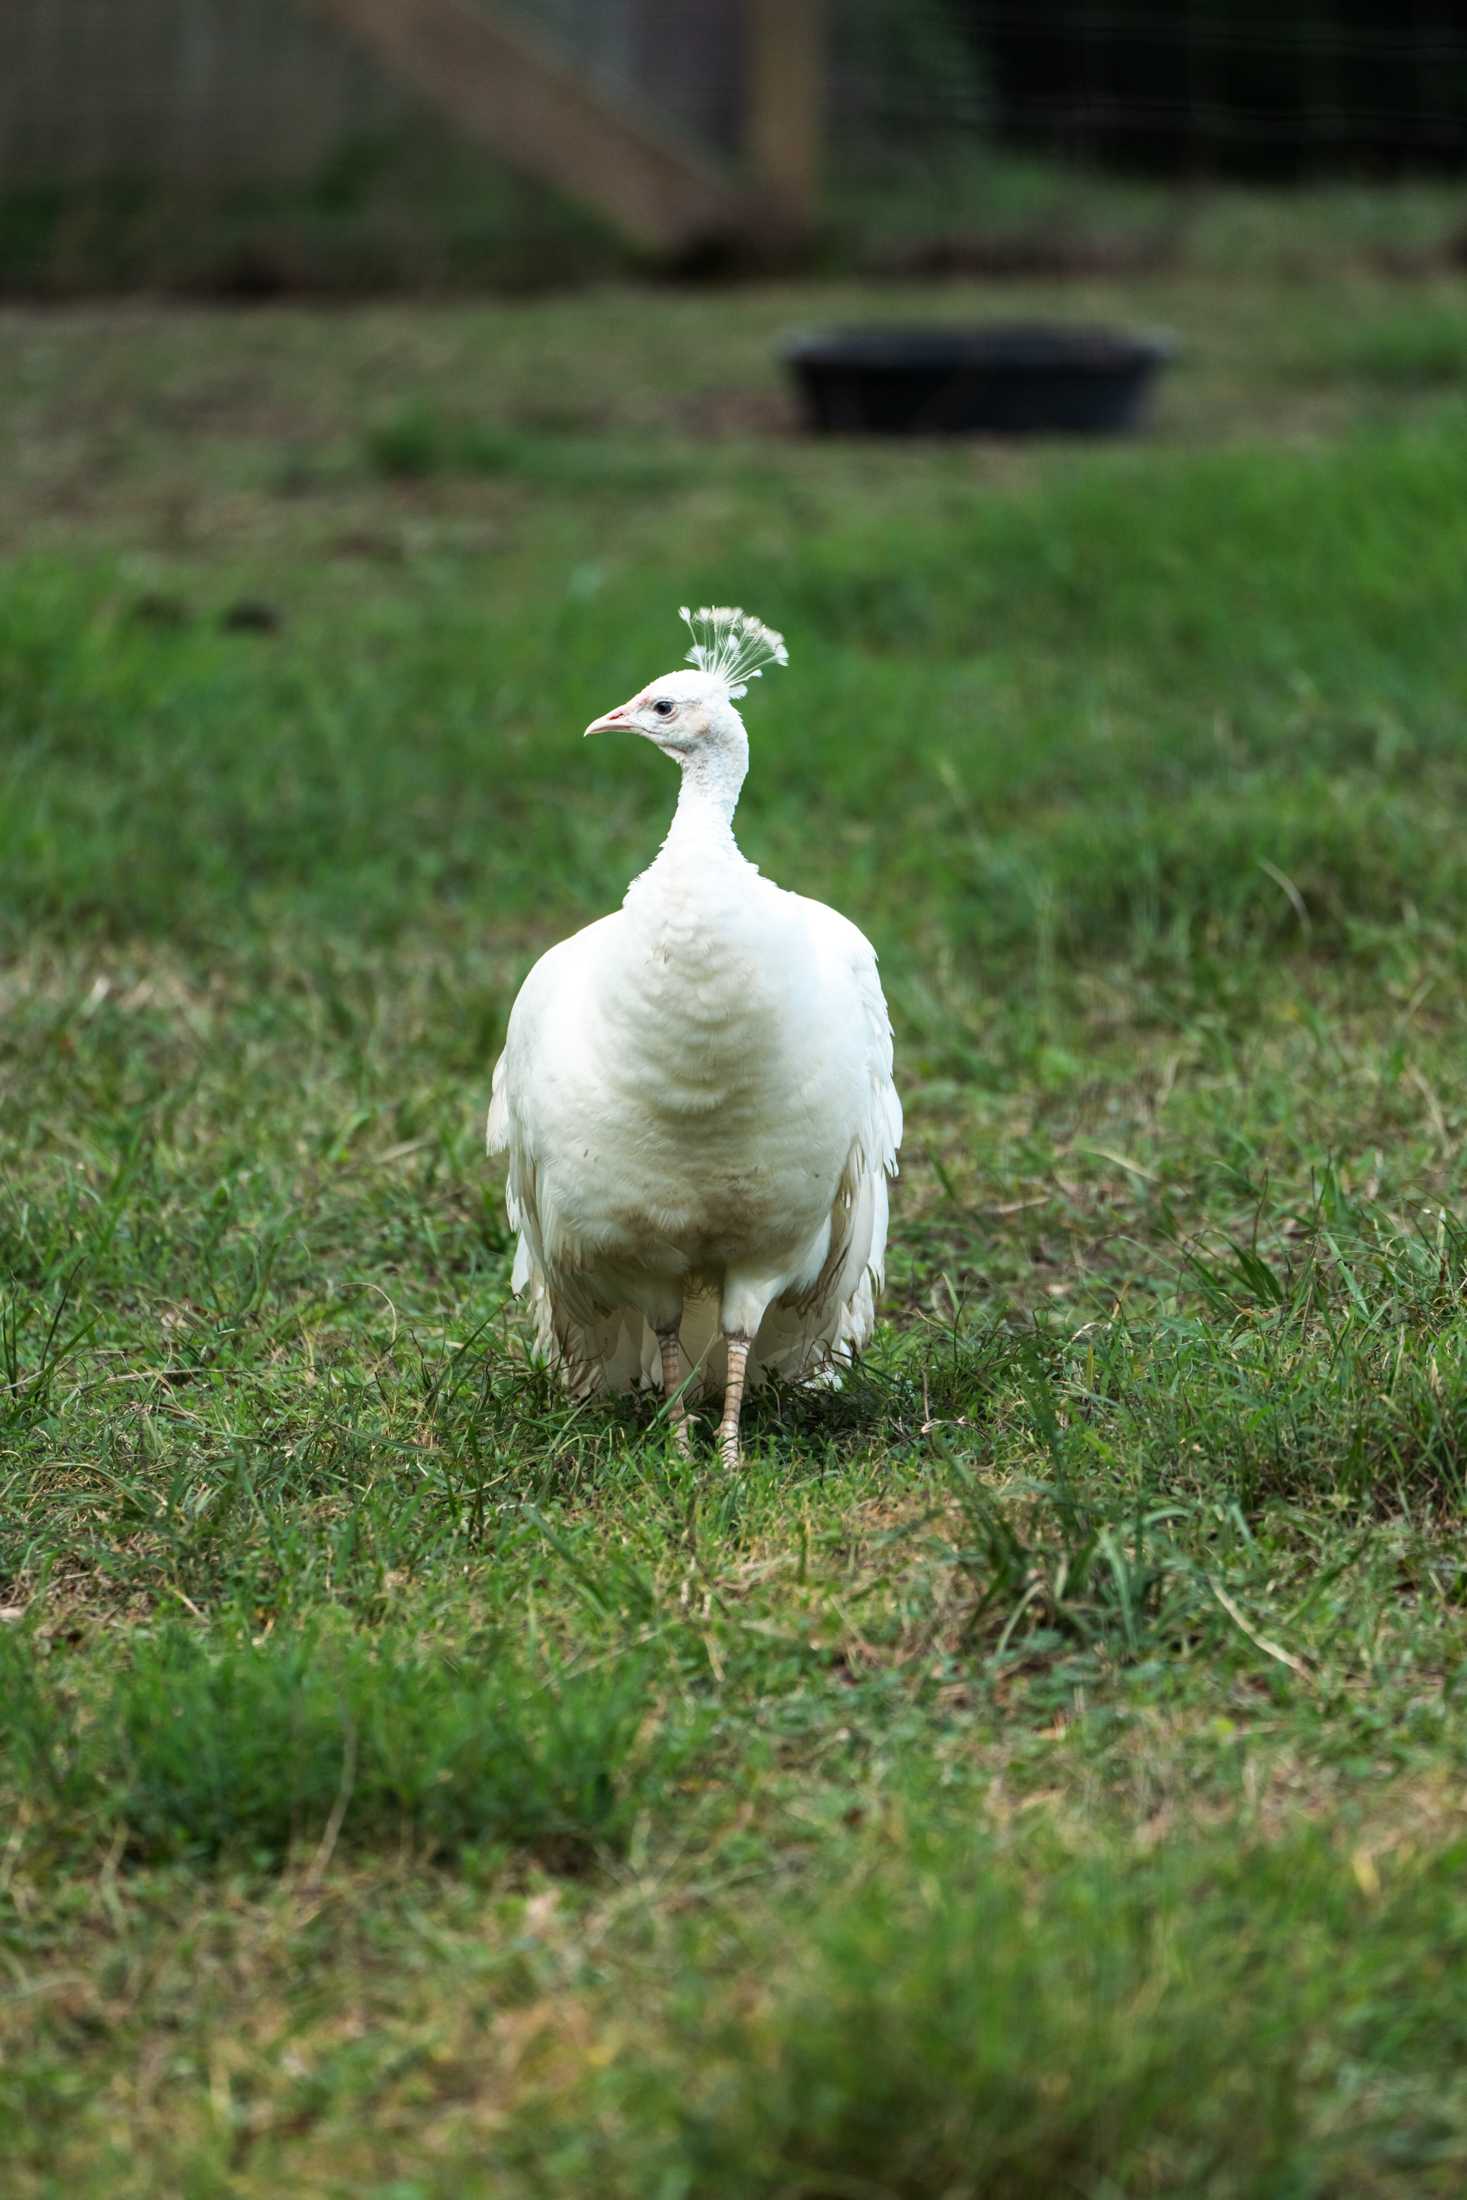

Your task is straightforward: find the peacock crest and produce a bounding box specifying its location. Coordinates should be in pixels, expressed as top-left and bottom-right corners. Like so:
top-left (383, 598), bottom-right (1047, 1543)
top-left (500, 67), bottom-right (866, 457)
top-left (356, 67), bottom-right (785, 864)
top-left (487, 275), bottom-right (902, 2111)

top-left (678, 605), bottom-right (789, 699)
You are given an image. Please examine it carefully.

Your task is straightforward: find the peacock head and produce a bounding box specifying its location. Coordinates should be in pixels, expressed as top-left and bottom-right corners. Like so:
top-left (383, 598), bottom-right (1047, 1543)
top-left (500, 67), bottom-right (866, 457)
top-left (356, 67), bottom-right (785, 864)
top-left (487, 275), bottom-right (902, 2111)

top-left (583, 605), bottom-right (787, 760)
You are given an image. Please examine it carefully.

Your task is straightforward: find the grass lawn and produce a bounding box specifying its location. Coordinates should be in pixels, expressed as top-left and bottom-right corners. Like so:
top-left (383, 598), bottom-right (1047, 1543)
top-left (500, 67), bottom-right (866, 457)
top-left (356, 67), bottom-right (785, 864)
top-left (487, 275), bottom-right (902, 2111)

top-left (5, 232), bottom-right (1467, 2193)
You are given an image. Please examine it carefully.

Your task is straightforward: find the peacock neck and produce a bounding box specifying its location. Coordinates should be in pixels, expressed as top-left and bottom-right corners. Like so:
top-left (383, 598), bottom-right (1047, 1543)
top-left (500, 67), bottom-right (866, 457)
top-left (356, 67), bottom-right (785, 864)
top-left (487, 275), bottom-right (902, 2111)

top-left (614, 734), bottom-right (771, 1044)
top-left (655, 744), bottom-right (749, 872)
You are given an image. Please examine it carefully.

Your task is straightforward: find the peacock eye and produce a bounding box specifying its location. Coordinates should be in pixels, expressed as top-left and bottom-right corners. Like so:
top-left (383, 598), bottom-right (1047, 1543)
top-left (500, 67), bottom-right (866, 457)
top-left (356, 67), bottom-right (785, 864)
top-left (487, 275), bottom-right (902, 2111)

top-left (651, 698), bottom-right (676, 718)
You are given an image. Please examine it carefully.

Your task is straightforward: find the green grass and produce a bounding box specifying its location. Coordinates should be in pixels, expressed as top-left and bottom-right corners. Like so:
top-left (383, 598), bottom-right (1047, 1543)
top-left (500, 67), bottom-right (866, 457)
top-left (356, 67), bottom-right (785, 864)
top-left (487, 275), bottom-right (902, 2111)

top-left (5, 245), bottom-right (1467, 2193)
top-left (0, 133), bottom-right (622, 299)
top-left (7, 132), bottom-right (1467, 299)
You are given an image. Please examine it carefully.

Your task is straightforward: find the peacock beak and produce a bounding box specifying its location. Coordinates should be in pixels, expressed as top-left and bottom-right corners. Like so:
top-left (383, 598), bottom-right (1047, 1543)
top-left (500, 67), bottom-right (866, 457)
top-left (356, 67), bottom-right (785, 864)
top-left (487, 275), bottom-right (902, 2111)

top-left (583, 704), bottom-right (632, 738)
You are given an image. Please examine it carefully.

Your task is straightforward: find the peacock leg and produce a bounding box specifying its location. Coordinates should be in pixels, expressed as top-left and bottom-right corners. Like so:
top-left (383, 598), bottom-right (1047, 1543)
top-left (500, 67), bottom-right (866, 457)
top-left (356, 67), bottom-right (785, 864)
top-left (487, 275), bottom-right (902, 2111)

top-left (656, 1325), bottom-right (693, 1456)
top-left (717, 1334), bottom-right (752, 1469)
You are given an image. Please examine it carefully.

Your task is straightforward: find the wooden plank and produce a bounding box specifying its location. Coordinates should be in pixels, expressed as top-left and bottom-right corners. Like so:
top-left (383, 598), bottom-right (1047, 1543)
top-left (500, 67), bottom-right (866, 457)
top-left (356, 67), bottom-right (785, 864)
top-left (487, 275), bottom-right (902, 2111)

top-left (307, 0), bottom-right (744, 253)
top-left (745, 0), bottom-right (824, 223)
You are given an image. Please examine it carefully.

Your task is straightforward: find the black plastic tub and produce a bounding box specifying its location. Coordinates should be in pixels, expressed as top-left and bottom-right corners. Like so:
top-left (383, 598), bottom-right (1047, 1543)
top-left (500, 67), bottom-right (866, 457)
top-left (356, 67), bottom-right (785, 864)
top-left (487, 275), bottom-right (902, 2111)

top-left (783, 323), bottom-right (1174, 438)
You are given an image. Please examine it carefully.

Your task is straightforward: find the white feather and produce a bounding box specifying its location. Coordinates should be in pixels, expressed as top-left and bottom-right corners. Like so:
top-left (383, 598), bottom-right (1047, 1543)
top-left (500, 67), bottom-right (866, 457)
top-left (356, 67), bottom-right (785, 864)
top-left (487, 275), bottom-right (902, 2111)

top-left (487, 611), bottom-right (900, 1408)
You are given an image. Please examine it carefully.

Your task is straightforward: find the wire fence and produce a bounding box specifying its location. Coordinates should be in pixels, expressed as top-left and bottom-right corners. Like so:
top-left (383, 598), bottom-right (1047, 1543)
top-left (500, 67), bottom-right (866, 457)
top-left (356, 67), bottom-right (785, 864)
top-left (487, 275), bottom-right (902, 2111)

top-left (0, 0), bottom-right (1461, 298)
top-left (2, 0), bottom-right (1461, 197)
top-left (955, 3), bottom-right (1467, 173)
top-left (0, 0), bottom-right (409, 185)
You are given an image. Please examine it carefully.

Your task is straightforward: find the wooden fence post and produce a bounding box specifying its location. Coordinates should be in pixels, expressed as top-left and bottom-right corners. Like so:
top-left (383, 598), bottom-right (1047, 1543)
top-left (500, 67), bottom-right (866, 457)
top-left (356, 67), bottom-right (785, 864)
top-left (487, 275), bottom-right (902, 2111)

top-left (744, 0), bottom-right (824, 227)
top-left (307, 0), bottom-right (745, 255)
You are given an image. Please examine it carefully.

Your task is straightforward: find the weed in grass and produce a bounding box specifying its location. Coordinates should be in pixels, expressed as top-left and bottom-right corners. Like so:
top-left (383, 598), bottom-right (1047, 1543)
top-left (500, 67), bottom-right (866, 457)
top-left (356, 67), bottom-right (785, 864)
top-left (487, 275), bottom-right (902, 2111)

top-left (1, 1620), bottom-right (698, 1872)
top-left (1301, 303), bottom-right (1467, 393)
top-left (362, 403), bottom-right (684, 492)
top-left (561, 1824), bottom-right (1467, 2199)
